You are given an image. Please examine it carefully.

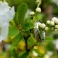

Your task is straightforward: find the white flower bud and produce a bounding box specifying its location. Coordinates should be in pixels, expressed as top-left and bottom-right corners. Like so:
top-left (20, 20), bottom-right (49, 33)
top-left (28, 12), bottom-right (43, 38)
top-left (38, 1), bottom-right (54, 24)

top-left (50, 21), bottom-right (55, 26)
top-left (32, 51), bottom-right (38, 56)
top-left (44, 51), bottom-right (53, 58)
top-left (40, 23), bottom-right (46, 29)
top-left (36, 7), bottom-right (41, 12)
top-left (47, 20), bottom-right (50, 24)
top-left (55, 25), bottom-right (58, 29)
top-left (36, 0), bottom-right (40, 3)
top-left (47, 51), bottom-right (53, 56)
top-left (38, 22), bottom-right (41, 27)
top-left (34, 22), bottom-right (41, 29)
top-left (45, 27), bottom-right (49, 31)
top-left (52, 17), bottom-right (58, 24)
top-left (55, 19), bottom-right (58, 24)
top-left (30, 11), bottom-right (35, 15)
top-left (52, 17), bottom-right (58, 22)
top-left (53, 39), bottom-right (58, 49)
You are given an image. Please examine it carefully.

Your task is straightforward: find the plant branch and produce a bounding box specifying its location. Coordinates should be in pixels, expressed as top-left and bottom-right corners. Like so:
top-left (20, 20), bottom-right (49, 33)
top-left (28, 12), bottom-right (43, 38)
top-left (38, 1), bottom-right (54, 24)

top-left (24, 35), bottom-right (30, 52)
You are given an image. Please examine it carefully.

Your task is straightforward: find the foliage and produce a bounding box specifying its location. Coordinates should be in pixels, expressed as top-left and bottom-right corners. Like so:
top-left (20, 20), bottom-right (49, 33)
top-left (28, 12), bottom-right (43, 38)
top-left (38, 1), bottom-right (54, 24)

top-left (1, 0), bottom-right (58, 58)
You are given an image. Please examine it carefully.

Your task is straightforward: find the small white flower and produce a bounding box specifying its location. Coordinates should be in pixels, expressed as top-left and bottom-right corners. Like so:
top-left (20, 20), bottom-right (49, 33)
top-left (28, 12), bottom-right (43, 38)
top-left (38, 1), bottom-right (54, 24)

top-left (53, 39), bottom-right (58, 49)
top-left (40, 23), bottom-right (46, 29)
top-left (50, 21), bottom-right (55, 26)
top-left (52, 17), bottom-right (57, 22)
top-left (36, 7), bottom-right (41, 12)
top-left (55, 25), bottom-right (58, 29)
top-left (32, 51), bottom-right (38, 56)
top-left (38, 22), bottom-right (42, 27)
top-left (47, 51), bottom-right (53, 56)
top-left (45, 27), bottom-right (49, 31)
top-left (30, 11), bottom-right (35, 15)
top-left (55, 20), bottom-right (58, 24)
top-left (44, 51), bottom-right (53, 58)
top-left (25, 9), bottom-right (32, 18)
top-left (52, 17), bottom-right (58, 24)
top-left (47, 20), bottom-right (50, 24)
top-left (55, 19), bottom-right (58, 24)
top-left (0, 1), bottom-right (15, 42)
top-left (34, 22), bottom-right (41, 29)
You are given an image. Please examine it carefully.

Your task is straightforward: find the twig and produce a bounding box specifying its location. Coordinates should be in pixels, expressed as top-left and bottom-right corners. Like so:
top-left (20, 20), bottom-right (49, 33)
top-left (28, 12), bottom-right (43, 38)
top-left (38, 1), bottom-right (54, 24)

top-left (24, 35), bottom-right (30, 51)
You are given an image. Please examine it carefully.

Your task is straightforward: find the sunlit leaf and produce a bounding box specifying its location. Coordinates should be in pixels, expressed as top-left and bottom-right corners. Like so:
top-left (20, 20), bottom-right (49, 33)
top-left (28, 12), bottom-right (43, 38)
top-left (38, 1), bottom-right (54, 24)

top-left (45, 36), bottom-right (54, 42)
top-left (8, 26), bottom-right (19, 36)
top-left (12, 33), bottom-right (24, 46)
top-left (28, 35), bottom-right (36, 48)
top-left (45, 42), bottom-right (54, 51)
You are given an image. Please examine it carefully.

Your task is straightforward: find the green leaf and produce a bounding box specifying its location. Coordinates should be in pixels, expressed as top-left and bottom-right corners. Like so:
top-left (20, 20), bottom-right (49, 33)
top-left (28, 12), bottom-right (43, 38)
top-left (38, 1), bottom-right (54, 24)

top-left (12, 33), bottom-right (24, 46)
top-left (45, 36), bottom-right (54, 42)
top-left (23, 20), bottom-right (34, 31)
top-left (8, 26), bottom-right (19, 36)
top-left (45, 42), bottom-right (54, 51)
top-left (19, 51), bottom-right (26, 57)
top-left (45, 36), bottom-right (54, 51)
top-left (19, 51), bottom-right (29, 58)
top-left (12, 49), bottom-right (19, 58)
top-left (28, 35), bottom-right (35, 47)
top-left (13, 12), bottom-right (18, 26)
top-left (17, 3), bottom-right (28, 25)
top-left (9, 47), bottom-right (19, 58)
top-left (36, 14), bottom-right (43, 20)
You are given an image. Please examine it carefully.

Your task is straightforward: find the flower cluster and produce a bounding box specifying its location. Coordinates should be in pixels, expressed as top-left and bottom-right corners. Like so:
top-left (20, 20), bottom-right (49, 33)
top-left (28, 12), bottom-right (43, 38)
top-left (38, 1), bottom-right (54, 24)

top-left (34, 21), bottom-right (49, 32)
top-left (30, 0), bottom-right (58, 42)
top-left (34, 17), bottom-right (58, 32)
top-left (30, 0), bottom-right (46, 41)
top-left (30, 0), bottom-right (41, 16)
top-left (47, 17), bottom-right (58, 31)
